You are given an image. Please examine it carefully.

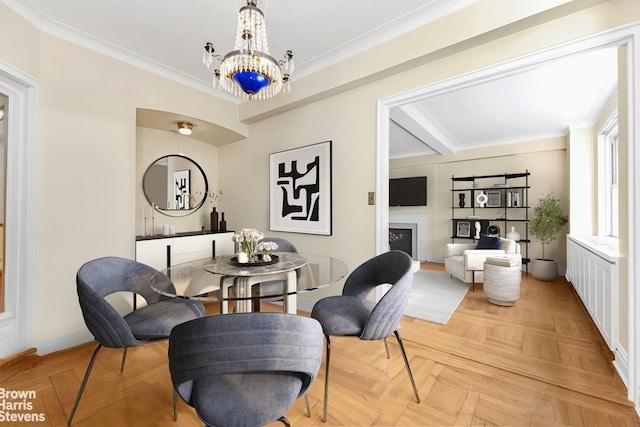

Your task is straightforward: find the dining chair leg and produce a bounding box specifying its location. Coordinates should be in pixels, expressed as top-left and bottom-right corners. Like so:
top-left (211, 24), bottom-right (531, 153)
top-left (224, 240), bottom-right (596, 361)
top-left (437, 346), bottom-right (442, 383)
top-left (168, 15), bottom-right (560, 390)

top-left (303, 394), bottom-right (311, 417)
top-left (383, 338), bottom-right (390, 359)
top-left (120, 348), bottom-right (128, 373)
top-left (322, 335), bottom-right (331, 423)
top-left (277, 416), bottom-right (291, 427)
top-left (393, 330), bottom-right (420, 403)
top-left (67, 343), bottom-right (102, 425)
top-left (173, 390), bottom-right (178, 421)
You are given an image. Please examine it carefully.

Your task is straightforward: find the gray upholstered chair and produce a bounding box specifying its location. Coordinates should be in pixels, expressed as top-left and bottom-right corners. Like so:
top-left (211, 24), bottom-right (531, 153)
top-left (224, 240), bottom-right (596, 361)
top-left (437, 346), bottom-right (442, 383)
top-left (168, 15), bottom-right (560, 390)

top-left (249, 237), bottom-right (299, 311)
top-left (67, 256), bottom-right (205, 425)
top-left (310, 250), bottom-right (421, 422)
top-left (168, 312), bottom-right (324, 427)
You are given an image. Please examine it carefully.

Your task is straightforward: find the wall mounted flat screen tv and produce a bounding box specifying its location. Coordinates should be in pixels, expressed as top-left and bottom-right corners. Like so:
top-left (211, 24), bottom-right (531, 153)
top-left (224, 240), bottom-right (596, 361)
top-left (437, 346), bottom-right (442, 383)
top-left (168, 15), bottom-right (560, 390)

top-left (389, 176), bottom-right (427, 206)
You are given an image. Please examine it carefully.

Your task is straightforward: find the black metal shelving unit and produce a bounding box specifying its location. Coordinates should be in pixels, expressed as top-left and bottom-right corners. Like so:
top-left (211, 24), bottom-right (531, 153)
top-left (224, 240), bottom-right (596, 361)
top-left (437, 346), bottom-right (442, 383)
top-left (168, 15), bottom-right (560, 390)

top-left (450, 171), bottom-right (530, 270)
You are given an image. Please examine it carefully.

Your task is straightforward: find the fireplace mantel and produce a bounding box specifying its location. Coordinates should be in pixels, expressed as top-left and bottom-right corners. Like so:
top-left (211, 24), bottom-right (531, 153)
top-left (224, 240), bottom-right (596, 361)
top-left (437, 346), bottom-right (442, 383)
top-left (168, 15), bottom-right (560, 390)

top-left (389, 211), bottom-right (427, 261)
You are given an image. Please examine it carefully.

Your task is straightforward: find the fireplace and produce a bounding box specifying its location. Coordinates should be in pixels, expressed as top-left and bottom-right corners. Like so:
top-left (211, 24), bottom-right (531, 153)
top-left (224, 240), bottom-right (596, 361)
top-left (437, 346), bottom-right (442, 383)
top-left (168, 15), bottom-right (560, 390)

top-left (389, 224), bottom-right (417, 258)
top-left (388, 211), bottom-right (427, 261)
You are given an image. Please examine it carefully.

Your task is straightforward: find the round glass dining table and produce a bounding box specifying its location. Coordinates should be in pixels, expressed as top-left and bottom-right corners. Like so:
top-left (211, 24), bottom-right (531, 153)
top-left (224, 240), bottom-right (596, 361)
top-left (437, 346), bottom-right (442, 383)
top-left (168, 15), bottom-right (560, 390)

top-left (150, 253), bottom-right (348, 314)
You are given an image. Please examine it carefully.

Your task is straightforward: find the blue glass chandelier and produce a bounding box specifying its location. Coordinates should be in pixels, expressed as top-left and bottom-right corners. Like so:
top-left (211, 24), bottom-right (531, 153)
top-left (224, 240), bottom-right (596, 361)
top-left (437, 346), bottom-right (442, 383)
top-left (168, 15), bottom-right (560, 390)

top-left (202, 0), bottom-right (294, 100)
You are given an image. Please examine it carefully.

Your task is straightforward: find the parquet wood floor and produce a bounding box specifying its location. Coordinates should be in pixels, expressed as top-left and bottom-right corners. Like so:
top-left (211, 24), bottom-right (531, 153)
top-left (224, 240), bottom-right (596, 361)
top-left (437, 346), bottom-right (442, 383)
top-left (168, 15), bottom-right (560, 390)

top-left (1, 263), bottom-right (638, 426)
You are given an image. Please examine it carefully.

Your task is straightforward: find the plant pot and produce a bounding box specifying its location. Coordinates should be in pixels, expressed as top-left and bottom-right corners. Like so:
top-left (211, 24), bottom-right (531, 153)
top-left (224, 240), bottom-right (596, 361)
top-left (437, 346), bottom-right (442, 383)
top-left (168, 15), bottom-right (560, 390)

top-left (531, 258), bottom-right (557, 281)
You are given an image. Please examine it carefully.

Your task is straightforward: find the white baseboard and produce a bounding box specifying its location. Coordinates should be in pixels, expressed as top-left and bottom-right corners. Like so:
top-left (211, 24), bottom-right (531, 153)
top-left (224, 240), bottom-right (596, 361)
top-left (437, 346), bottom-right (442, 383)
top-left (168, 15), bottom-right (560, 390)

top-left (36, 330), bottom-right (93, 355)
top-left (613, 343), bottom-right (630, 389)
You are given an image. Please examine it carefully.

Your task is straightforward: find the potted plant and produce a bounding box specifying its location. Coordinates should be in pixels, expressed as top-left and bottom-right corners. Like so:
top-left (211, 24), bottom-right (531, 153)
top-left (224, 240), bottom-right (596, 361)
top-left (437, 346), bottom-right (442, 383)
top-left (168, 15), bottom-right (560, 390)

top-left (529, 193), bottom-right (568, 281)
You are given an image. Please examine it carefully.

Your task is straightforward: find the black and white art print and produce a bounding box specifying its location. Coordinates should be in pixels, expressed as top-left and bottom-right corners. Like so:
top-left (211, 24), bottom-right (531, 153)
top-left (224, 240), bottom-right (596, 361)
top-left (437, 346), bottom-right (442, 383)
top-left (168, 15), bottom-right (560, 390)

top-left (269, 141), bottom-right (332, 235)
top-left (173, 169), bottom-right (190, 210)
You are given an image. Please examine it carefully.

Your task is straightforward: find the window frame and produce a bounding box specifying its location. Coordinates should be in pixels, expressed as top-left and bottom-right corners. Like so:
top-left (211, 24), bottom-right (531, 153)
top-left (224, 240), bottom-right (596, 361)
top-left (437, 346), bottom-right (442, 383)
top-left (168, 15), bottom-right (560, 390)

top-left (598, 113), bottom-right (619, 238)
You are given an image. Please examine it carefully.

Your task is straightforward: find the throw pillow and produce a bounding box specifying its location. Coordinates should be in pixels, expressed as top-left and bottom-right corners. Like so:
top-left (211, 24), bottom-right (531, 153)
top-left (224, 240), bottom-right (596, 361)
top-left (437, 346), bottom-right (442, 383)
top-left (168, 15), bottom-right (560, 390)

top-left (477, 233), bottom-right (501, 250)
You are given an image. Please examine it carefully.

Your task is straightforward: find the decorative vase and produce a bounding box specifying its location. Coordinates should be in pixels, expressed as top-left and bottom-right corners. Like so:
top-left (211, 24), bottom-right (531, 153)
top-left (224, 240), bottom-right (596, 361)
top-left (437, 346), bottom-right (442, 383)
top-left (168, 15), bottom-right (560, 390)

top-left (506, 226), bottom-right (520, 241)
top-left (210, 207), bottom-right (219, 232)
top-left (458, 193), bottom-right (465, 208)
top-left (476, 191), bottom-right (487, 208)
top-left (219, 212), bottom-right (227, 231)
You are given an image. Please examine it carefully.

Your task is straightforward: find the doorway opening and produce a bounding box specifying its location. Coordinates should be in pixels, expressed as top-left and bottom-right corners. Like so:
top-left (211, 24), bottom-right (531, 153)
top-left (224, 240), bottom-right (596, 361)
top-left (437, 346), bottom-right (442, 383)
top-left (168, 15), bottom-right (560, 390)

top-left (376, 24), bottom-right (640, 409)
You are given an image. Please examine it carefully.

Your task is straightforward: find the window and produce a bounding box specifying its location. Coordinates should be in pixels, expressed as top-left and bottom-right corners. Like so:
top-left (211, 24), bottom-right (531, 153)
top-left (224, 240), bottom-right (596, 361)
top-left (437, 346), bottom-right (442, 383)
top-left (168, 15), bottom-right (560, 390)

top-left (599, 114), bottom-right (619, 238)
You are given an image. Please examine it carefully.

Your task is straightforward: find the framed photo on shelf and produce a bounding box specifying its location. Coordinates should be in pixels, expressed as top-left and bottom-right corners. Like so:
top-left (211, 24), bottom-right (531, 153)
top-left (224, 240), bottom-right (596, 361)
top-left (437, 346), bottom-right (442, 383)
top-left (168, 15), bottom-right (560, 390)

top-left (455, 220), bottom-right (471, 238)
top-left (486, 190), bottom-right (501, 207)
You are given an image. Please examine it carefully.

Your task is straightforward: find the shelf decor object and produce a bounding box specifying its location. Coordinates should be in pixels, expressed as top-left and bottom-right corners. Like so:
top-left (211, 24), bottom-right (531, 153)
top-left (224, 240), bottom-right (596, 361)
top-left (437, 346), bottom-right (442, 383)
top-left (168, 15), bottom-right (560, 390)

top-left (486, 190), bottom-right (501, 207)
top-left (506, 226), bottom-right (521, 241)
top-left (456, 221), bottom-right (471, 237)
top-left (210, 207), bottom-right (219, 232)
top-left (219, 212), bottom-right (227, 231)
top-left (476, 191), bottom-right (488, 207)
top-left (487, 225), bottom-right (500, 236)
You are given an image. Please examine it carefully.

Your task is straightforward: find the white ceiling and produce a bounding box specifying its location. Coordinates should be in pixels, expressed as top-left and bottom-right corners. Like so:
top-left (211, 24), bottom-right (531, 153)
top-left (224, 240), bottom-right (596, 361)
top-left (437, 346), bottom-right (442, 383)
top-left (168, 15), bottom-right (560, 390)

top-left (10, 0), bottom-right (474, 90)
top-left (389, 47), bottom-right (618, 158)
top-left (3, 0), bottom-right (618, 157)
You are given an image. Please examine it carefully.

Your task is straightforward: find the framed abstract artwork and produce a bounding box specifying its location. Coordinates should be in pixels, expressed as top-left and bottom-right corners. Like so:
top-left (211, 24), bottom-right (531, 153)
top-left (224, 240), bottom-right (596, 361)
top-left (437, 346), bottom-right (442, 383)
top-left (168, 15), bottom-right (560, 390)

top-left (269, 141), bottom-right (332, 235)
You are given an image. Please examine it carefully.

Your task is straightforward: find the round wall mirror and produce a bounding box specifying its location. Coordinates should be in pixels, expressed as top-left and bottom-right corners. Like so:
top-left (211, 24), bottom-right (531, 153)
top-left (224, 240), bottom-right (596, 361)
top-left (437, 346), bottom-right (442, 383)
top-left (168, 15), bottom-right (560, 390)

top-left (142, 154), bottom-right (208, 217)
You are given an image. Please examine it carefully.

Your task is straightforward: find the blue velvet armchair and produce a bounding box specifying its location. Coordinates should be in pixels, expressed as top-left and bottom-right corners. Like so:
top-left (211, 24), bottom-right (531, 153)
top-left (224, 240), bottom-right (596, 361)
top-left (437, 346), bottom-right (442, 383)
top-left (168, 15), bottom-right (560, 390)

top-left (310, 250), bottom-right (421, 422)
top-left (67, 256), bottom-right (205, 425)
top-left (168, 312), bottom-right (323, 426)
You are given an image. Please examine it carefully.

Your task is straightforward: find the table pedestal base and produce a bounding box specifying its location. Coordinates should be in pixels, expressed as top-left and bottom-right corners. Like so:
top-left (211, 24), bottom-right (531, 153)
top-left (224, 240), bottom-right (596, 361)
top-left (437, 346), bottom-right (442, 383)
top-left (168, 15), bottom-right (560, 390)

top-left (220, 271), bottom-right (297, 314)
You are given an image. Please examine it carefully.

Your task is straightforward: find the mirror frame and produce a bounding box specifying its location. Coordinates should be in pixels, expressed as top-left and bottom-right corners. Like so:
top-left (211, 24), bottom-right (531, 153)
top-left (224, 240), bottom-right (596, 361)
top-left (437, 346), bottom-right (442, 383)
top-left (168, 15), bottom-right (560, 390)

top-left (142, 154), bottom-right (208, 217)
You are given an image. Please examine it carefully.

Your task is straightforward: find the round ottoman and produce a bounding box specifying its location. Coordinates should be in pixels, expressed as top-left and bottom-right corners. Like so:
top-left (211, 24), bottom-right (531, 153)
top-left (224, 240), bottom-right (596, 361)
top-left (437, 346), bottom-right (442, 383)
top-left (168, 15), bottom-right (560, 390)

top-left (483, 256), bottom-right (522, 306)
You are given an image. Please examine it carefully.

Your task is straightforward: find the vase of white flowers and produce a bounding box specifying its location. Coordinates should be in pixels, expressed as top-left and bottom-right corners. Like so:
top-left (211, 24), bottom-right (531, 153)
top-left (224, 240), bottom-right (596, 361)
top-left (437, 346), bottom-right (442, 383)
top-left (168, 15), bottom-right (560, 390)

top-left (231, 228), bottom-right (278, 264)
top-left (257, 241), bottom-right (278, 262)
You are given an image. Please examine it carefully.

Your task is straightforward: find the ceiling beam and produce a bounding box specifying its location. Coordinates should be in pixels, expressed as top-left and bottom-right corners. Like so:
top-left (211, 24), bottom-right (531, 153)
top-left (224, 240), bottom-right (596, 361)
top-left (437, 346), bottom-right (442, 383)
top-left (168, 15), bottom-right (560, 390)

top-left (390, 103), bottom-right (457, 155)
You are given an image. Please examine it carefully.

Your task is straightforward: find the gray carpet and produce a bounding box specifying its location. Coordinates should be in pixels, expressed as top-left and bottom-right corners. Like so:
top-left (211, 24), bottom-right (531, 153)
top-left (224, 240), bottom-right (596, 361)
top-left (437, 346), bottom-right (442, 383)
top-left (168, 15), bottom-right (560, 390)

top-left (404, 270), bottom-right (471, 325)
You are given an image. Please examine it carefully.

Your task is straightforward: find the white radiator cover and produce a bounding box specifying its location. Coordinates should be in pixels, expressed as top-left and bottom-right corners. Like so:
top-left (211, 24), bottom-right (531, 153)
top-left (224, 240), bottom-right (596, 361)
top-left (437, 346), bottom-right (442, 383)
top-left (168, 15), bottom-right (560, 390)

top-left (565, 235), bottom-right (619, 353)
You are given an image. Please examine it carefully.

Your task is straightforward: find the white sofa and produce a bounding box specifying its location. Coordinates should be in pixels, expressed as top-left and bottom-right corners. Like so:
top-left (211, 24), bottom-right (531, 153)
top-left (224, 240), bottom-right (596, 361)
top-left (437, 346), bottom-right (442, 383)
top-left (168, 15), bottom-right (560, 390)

top-left (444, 237), bottom-right (520, 288)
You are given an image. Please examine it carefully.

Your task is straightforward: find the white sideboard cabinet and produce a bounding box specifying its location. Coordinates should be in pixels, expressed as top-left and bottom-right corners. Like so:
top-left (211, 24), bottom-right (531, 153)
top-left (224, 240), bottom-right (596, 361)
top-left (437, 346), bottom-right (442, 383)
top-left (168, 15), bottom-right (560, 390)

top-left (135, 231), bottom-right (234, 271)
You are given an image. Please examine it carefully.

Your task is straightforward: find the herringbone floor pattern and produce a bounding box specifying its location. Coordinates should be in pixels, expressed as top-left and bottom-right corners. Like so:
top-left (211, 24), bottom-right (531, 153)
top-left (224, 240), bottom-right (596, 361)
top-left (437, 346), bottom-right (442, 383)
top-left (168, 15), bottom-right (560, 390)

top-left (1, 263), bottom-right (637, 426)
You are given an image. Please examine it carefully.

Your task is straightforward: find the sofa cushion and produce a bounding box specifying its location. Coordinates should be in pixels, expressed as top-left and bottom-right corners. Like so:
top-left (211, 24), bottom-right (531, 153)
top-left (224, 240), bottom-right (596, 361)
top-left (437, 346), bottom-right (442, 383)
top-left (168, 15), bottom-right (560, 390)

top-left (477, 234), bottom-right (501, 250)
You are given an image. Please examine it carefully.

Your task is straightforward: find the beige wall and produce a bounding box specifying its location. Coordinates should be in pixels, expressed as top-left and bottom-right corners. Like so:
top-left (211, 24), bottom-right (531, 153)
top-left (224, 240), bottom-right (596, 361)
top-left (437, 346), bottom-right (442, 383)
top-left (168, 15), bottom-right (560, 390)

top-left (0, 1), bottom-right (243, 346)
top-left (568, 127), bottom-right (597, 235)
top-left (0, 0), bottom-right (639, 355)
top-left (0, 5), bottom-right (40, 77)
top-left (219, 89), bottom-right (379, 300)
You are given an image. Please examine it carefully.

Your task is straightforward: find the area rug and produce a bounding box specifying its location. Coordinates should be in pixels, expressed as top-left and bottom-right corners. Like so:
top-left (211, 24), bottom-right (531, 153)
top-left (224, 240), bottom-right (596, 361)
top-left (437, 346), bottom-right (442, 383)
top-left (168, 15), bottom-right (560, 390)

top-left (404, 270), bottom-right (471, 325)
